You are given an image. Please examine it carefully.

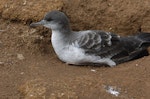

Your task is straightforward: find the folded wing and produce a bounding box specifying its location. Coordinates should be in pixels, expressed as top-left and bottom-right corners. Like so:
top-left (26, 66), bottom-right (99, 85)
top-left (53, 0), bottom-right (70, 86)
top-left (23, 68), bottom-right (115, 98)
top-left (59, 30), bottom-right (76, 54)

top-left (72, 31), bottom-right (146, 65)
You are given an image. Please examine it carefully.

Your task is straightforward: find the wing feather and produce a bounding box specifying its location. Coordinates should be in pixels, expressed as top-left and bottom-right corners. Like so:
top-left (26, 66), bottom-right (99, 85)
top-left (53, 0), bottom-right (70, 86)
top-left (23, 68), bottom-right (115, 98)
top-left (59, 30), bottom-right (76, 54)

top-left (72, 30), bottom-right (123, 58)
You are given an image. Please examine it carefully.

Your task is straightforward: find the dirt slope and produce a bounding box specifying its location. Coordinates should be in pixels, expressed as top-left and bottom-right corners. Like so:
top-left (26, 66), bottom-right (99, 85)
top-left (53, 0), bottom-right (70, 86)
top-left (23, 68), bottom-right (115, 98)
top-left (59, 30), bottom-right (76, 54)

top-left (0, 0), bottom-right (150, 99)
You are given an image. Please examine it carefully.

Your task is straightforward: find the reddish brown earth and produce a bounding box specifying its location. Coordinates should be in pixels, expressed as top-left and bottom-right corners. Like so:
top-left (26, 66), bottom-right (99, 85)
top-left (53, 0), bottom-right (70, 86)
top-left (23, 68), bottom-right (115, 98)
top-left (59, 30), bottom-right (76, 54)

top-left (0, 0), bottom-right (150, 99)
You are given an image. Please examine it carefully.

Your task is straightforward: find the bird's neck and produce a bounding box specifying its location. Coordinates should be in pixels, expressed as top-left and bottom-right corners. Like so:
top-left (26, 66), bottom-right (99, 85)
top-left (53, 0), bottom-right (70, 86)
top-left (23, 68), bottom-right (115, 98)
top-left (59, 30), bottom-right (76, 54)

top-left (60, 24), bottom-right (72, 33)
top-left (50, 22), bottom-right (72, 34)
top-left (51, 29), bottom-right (70, 55)
top-left (51, 23), bottom-right (72, 39)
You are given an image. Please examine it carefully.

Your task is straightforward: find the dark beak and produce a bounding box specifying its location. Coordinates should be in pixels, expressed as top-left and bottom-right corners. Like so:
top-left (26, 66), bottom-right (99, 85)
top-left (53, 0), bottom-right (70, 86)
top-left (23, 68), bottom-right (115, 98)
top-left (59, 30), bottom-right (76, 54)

top-left (30, 20), bottom-right (47, 28)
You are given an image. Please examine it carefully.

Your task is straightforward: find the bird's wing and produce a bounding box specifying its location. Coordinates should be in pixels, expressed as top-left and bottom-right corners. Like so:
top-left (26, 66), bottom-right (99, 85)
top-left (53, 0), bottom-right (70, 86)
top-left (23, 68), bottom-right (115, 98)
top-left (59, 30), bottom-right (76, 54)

top-left (71, 30), bottom-right (130, 63)
top-left (72, 30), bottom-right (122, 56)
top-left (71, 31), bottom-right (149, 65)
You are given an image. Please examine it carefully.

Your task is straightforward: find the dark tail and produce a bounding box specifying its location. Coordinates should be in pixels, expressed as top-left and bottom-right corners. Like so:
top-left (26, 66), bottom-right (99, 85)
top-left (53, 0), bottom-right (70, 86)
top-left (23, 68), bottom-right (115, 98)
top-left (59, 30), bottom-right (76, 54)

top-left (136, 32), bottom-right (150, 48)
top-left (111, 32), bottom-right (150, 64)
top-left (136, 32), bottom-right (150, 42)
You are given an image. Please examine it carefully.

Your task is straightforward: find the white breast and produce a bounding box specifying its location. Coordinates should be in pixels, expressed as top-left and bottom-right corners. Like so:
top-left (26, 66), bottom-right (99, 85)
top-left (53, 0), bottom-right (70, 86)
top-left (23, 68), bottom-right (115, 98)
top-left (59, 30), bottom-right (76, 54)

top-left (51, 31), bottom-right (86, 64)
top-left (51, 30), bottom-right (67, 55)
top-left (51, 31), bottom-right (84, 63)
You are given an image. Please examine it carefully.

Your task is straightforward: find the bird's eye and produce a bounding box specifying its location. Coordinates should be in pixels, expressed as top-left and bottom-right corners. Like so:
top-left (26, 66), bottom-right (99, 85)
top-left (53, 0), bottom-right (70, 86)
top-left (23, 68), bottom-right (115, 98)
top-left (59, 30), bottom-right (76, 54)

top-left (44, 14), bottom-right (52, 21)
top-left (44, 17), bottom-right (52, 21)
top-left (46, 18), bottom-right (52, 21)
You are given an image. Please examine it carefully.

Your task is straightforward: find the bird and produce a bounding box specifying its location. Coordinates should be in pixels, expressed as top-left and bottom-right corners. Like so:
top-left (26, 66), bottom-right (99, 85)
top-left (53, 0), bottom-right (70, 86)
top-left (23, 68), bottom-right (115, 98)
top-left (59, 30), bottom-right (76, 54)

top-left (30, 10), bottom-right (150, 67)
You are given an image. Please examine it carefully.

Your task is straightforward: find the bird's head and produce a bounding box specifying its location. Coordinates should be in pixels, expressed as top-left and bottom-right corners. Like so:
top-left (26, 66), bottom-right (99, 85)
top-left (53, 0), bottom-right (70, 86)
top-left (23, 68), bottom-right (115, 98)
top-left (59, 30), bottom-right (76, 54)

top-left (30, 10), bottom-right (70, 30)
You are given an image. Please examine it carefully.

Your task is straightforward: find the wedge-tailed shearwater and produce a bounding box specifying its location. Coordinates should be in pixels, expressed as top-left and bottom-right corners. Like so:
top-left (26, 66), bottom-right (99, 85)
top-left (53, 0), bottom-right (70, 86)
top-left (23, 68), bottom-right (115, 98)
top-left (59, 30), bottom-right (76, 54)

top-left (30, 10), bottom-right (150, 67)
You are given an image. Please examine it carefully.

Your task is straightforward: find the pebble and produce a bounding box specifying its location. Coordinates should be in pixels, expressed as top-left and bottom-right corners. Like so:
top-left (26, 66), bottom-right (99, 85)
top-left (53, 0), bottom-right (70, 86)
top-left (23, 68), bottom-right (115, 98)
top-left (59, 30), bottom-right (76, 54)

top-left (20, 72), bottom-right (25, 75)
top-left (135, 64), bottom-right (139, 66)
top-left (0, 61), bottom-right (4, 65)
top-left (104, 85), bottom-right (120, 97)
top-left (91, 69), bottom-right (96, 72)
top-left (17, 54), bottom-right (25, 60)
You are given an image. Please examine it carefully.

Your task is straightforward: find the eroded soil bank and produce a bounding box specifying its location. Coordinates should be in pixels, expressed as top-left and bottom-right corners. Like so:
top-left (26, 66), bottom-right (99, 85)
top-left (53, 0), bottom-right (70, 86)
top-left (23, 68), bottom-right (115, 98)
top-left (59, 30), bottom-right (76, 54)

top-left (0, 0), bottom-right (150, 99)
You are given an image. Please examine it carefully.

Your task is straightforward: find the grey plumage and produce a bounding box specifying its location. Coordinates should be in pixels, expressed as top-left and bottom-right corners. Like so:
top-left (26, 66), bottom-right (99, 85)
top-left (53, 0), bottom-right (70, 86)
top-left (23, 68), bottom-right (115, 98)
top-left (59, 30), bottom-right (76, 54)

top-left (30, 10), bottom-right (150, 66)
top-left (71, 30), bottom-right (150, 65)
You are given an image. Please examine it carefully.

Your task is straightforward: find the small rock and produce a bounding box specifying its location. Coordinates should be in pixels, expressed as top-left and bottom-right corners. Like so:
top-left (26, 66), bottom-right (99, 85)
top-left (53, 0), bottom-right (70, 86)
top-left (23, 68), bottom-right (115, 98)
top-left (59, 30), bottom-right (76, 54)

top-left (20, 72), bottom-right (24, 75)
top-left (91, 69), bottom-right (96, 72)
top-left (30, 94), bottom-right (33, 97)
top-left (104, 85), bottom-right (120, 97)
top-left (0, 61), bottom-right (4, 65)
top-left (17, 54), bottom-right (25, 60)
top-left (23, 0), bottom-right (27, 5)
top-left (135, 64), bottom-right (139, 66)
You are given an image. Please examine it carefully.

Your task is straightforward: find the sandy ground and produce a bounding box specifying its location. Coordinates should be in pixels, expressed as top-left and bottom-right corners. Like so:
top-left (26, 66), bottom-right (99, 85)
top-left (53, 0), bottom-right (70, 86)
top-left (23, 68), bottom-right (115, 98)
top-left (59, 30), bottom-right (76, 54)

top-left (0, 0), bottom-right (150, 99)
